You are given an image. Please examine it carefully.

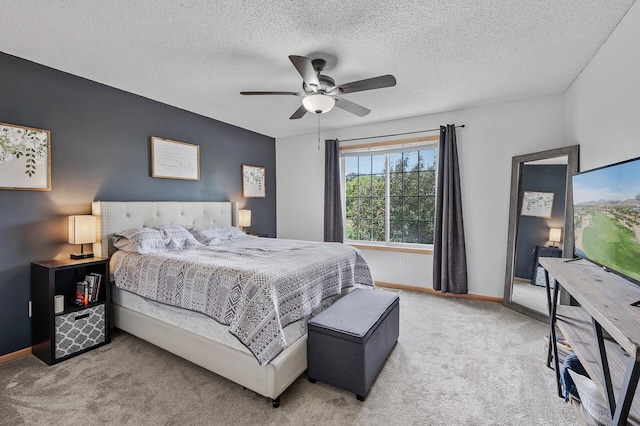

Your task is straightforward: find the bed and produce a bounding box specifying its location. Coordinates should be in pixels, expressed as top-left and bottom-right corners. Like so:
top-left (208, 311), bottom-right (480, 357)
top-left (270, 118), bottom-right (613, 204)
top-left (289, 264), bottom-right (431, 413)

top-left (91, 201), bottom-right (373, 407)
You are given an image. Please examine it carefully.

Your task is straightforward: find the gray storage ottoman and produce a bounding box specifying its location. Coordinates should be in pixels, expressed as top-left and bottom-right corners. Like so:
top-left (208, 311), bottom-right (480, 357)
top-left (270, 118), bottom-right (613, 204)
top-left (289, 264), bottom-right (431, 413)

top-left (307, 288), bottom-right (399, 401)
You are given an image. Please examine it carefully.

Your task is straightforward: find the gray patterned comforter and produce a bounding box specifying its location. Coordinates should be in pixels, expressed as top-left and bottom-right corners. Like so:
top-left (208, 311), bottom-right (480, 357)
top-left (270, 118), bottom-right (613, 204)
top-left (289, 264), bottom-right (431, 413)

top-left (111, 237), bottom-right (373, 365)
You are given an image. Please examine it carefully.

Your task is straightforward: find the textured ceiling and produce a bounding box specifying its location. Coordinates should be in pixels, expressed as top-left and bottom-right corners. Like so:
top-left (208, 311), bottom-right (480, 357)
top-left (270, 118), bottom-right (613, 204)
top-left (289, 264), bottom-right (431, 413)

top-left (0, 0), bottom-right (635, 138)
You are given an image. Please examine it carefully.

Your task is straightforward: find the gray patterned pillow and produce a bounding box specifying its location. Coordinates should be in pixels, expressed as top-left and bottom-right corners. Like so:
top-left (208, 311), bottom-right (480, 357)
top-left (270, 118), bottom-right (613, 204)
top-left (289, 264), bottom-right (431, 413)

top-left (114, 227), bottom-right (169, 254)
top-left (187, 226), bottom-right (248, 245)
top-left (154, 225), bottom-right (201, 250)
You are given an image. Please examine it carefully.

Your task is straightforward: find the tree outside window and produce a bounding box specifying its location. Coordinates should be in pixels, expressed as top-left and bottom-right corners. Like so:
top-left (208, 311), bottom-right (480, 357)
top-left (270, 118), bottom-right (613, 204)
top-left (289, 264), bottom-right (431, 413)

top-left (344, 146), bottom-right (437, 245)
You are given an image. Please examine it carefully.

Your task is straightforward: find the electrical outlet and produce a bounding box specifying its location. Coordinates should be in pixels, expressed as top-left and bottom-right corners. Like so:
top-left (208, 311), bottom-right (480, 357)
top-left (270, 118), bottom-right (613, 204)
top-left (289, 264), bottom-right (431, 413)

top-left (400, 258), bottom-right (406, 268)
top-left (29, 301), bottom-right (32, 318)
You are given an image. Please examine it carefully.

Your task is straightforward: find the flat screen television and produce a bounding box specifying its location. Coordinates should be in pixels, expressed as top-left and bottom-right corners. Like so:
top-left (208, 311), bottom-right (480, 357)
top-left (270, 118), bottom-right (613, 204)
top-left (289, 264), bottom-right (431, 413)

top-left (572, 156), bottom-right (640, 284)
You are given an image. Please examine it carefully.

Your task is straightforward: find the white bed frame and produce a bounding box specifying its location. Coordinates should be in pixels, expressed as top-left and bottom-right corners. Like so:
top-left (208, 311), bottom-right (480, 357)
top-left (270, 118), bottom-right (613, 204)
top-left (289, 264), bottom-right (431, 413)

top-left (91, 201), bottom-right (307, 407)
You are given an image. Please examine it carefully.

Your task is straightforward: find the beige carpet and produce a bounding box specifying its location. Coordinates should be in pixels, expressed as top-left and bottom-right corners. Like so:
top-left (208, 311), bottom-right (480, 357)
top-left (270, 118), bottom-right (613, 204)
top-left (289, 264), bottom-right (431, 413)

top-left (512, 280), bottom-right (548, 314)
top-left (0, 290), bottom-right (575, 425)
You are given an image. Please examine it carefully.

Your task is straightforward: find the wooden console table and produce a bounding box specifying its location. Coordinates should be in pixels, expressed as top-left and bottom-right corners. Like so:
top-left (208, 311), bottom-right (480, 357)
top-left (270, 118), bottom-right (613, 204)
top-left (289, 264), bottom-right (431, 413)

top-left (541, 257), bottom-right (640, 425)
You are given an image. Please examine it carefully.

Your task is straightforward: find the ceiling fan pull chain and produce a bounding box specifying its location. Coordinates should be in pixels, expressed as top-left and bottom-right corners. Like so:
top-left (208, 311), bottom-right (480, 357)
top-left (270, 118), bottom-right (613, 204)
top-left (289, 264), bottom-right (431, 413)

top-left (317, 114), bottom-right (321, 151)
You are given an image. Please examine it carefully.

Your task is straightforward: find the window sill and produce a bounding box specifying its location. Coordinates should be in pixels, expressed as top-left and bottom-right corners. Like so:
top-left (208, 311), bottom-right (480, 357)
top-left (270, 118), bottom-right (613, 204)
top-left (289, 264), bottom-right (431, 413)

top-left (347, 243), bottom-right (433, 255)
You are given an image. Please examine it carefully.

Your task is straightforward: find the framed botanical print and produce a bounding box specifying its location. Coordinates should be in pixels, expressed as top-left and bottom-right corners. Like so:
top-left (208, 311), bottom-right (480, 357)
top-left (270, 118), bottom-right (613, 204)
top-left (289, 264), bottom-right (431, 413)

top-left (0, 122), bottom-right (51, 191)
top-left (242, 164), bottom-right (265, 198)
top-left (521, 191), bottom-right (554, 218)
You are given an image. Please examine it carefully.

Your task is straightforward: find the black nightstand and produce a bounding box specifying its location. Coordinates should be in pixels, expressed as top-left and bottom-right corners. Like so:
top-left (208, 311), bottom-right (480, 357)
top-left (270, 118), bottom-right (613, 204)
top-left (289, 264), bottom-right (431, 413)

top-left (31, 257), bottom-right (110, 365)
top-left (531, 246), bottom-right (562, 286)
top-left (247, 232), bottom-right (271, 238)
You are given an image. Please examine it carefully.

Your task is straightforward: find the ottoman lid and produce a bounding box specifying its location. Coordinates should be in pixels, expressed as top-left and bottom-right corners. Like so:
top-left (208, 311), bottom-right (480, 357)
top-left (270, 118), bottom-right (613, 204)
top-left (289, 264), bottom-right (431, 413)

top-left (308, 288), bottom-right (399, 341)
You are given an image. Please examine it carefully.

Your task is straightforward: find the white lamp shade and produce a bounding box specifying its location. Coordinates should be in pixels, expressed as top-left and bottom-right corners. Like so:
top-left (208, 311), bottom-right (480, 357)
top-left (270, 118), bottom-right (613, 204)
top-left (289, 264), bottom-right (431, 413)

top-left (69, 215), bottom-right (97, 244)
top-left (239, 209), bottom-right (252, 228)
top-left (302, 94), bottom-right (335, 114)
top-left (549, 227), bottom-right (562, 243)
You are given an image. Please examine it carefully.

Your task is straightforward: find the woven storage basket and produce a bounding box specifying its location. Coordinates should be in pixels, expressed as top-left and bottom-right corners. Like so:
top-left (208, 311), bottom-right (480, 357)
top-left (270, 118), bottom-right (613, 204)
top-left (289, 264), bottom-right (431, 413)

top-left (567, 369), bottom-right (609, 426)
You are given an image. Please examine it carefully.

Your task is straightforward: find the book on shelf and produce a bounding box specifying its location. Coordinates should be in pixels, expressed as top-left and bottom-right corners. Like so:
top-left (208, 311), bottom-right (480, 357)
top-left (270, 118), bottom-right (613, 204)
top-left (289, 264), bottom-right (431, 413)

top-left (73, 273), bottom-right (102, 306)
top-left (89, 272), bottom-right (102, 303)
top-left (556, 336), bottom-right (573, 351)
top-left (85, 275), bottom-right (95, 303)
top-left (545, 335), bottom-right (573, 366)
top-left (75, 281), bottom-right (88, 305)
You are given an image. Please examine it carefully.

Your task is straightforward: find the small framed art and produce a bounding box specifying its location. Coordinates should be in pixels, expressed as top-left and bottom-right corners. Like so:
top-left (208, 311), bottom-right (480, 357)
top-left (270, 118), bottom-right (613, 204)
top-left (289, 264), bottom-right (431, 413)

top-left (151, 136), bottom-right (200, 180)
top-left (521, 191), bottom-right (554, 218)
top-left (0, 122), bottom-right (51, 191)
top-left (242, 164), bottom-right (266, 198)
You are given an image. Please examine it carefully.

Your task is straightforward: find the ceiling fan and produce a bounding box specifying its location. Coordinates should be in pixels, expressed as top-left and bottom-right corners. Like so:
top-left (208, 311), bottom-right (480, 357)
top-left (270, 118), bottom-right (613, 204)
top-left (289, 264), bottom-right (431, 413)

top-left (240, 55), bottom-right (397, 119)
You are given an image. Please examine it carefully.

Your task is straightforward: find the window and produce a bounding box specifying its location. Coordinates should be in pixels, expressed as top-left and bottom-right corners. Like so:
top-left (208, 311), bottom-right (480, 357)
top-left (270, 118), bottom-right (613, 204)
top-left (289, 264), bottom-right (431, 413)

top-left (342, 140), bottom-right (437, 246)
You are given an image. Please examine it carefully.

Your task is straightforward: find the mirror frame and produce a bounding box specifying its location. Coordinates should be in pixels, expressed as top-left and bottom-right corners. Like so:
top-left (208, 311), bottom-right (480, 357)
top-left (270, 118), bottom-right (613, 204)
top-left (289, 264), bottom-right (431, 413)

top-left (503, 145), bottom-right (580, 321)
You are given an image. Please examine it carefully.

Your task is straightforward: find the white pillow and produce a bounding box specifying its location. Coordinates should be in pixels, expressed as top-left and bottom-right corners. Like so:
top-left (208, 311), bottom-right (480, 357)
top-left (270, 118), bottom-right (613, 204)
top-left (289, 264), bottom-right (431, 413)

top-left (112, 235), bottom-right (135, 253)
top-left (187, 226), bottom-right (248, 245)
top-left (114, 227), bottom-right (169, 254)
top-left (114, 225), bottom-right (202, 253)
top-left (154, 225), bottom-right (201, 250)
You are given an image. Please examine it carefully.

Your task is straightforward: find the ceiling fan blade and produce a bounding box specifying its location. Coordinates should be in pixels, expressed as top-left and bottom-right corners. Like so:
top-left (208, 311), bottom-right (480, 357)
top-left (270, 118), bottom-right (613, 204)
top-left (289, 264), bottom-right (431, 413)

top-left (289, 104), bottom-right (308, 120)
top-left (334, 74), bottom-right (397, 94)
top-left (289, 55), bottom-right (320, 89)
top-left (334, 97), bottom-right (371, 117)
top-left (240, 91), bottom-right (303, 96)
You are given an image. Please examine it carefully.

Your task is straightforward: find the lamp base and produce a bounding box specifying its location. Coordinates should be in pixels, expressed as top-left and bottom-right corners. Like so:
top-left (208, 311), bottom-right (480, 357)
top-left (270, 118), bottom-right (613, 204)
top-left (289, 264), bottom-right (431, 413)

top-left (70, 252), bottom-right (94, 260)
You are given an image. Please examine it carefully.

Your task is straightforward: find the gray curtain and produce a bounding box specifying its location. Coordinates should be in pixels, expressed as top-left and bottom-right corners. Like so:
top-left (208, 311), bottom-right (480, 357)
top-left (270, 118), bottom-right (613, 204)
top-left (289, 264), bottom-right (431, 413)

top-left (324, 139), bottom-right (344, 243)
top-left (433, 124), bottom-right (468, 293)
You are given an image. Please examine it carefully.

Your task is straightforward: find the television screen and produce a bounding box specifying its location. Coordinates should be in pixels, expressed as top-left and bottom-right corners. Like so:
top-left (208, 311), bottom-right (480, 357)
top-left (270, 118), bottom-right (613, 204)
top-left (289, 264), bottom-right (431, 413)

top-left (573, 156), bottom-right (640, 284)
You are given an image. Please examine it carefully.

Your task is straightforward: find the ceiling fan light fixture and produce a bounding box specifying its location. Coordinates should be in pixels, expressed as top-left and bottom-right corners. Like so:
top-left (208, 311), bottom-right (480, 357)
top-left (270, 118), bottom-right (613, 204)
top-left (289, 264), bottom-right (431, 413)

top-left (302, 94), bottom-right (335, 114)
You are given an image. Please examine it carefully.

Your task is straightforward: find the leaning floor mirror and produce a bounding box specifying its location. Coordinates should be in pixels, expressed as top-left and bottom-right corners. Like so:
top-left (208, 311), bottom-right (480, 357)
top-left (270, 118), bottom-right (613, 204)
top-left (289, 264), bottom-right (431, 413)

top-left (503, 145), bottom-right (579, 321)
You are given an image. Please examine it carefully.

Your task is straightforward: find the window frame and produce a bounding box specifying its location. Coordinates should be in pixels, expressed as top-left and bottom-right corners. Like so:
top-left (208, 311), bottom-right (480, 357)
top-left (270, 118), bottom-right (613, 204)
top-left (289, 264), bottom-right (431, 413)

top-left (340, 136), bottom-right (439, 249)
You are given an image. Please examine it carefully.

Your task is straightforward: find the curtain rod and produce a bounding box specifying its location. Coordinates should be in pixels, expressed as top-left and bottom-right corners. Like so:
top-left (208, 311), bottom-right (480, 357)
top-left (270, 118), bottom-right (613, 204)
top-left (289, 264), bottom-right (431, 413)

top-left (337, 124), bottom-right (465, 143)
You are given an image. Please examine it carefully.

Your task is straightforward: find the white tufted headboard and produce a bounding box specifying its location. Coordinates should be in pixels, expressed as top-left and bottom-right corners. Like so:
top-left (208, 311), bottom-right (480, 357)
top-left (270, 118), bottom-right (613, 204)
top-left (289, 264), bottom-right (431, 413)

top-left (91, 201), bottom-right (239, 258)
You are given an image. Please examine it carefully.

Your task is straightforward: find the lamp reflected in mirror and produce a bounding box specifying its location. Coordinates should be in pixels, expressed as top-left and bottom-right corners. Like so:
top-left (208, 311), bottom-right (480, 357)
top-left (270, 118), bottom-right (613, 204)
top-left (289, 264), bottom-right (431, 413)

top-left (549, 227), bottom-right (562, 248)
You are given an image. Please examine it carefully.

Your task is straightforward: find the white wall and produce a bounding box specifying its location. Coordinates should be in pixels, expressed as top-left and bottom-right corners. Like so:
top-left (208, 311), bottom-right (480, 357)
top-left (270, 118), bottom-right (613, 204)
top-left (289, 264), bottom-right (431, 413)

top-left (276, 0), bottom-right (640, 300)
top-left (277, 94), bottom-right (565, 298)
top-left (564, 0), bottom-right (640, 169)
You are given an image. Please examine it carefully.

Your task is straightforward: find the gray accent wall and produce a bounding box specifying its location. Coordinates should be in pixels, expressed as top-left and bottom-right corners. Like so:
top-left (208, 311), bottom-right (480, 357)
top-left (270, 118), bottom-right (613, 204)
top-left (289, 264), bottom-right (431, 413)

top-left (514, 164), bottom-right (567, 279)
top-left (0, 52), bottom-right (276, 357)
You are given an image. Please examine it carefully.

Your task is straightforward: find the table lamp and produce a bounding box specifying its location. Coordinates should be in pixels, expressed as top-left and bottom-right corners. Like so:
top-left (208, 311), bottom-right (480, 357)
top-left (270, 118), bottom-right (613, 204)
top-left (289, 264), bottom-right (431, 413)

top-left (239, 209), bottom-right (251, 232)
top-left (69, 215), bottom-right (97, 259)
